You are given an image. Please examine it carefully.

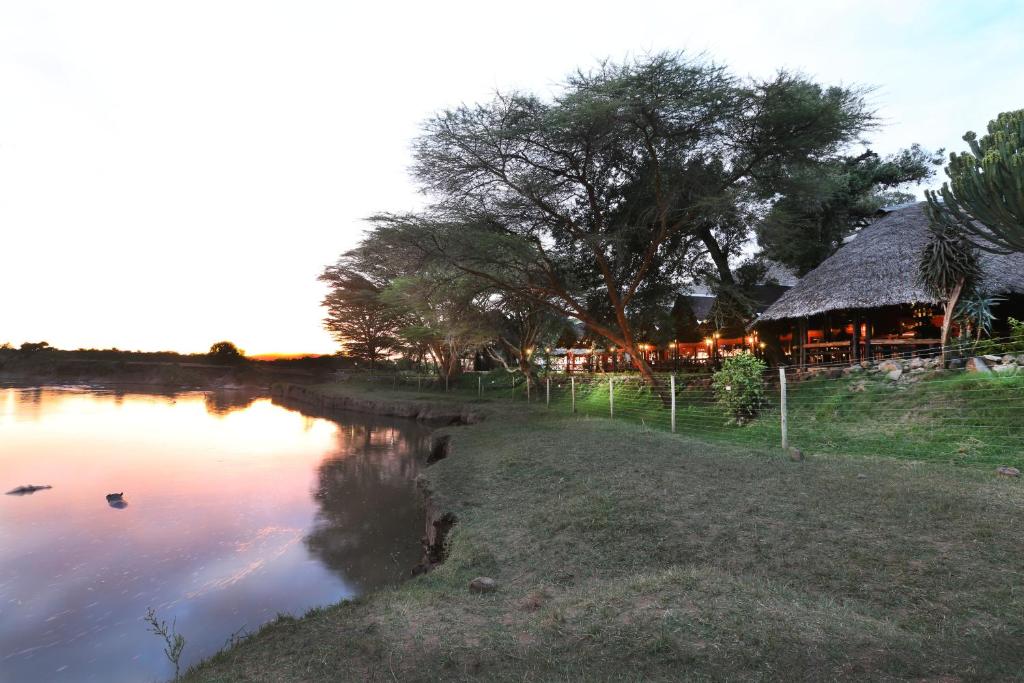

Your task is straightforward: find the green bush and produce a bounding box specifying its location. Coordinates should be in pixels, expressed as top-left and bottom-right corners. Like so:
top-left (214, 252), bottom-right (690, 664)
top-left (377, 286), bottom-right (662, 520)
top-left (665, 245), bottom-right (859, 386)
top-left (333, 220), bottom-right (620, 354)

top-left (711, 353), bottom-right (767, 422)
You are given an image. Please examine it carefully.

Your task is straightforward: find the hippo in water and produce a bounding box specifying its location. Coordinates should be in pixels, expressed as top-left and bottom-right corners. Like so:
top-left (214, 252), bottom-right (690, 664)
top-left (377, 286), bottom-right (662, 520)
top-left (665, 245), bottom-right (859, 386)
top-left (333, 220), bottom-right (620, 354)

top-left (6, 485), bottom-right (52, 496)
top-left (106, 492), bottom-right (127, 509)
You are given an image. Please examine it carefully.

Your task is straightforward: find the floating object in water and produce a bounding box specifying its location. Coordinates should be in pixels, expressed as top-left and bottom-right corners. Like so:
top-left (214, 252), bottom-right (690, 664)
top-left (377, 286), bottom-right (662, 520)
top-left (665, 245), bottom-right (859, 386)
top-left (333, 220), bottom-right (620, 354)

top-left (105, 492), bottom-right (124, 502)
top-left (6, 484), bottom-right (53, 496)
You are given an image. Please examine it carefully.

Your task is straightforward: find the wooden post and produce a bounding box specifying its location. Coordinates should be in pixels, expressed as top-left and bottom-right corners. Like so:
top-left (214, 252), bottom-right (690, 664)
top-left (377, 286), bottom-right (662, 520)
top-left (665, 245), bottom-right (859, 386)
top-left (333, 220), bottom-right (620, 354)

top-left (851, 312), bottom-right (861, 364)
top-left (571, 376), bottom-right (576, 414)
top-left (609, 377), bottom-right (614, 418)
top-left (670, 374), bottom-right (676, 434)
top-left (779, 367), bottom-right (788, 450)
top-left (863, 318), bottom-right (872, 363)
top-left (798, 318), bottom-right (807, 368)
top-left (526, 377), bottom-right (531, 402)
top-left (478, 375), bottom-right (482, 398)
top-left (417, 376), bottom-right (421, 392)
top-left (546, 377), bottom-right (550, 407)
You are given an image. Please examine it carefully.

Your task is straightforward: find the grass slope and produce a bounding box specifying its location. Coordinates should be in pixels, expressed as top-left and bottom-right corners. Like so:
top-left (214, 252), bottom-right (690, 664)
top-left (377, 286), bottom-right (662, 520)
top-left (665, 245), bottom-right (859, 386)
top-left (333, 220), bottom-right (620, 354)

top-left (185, 388), bottom-right (1024, 682)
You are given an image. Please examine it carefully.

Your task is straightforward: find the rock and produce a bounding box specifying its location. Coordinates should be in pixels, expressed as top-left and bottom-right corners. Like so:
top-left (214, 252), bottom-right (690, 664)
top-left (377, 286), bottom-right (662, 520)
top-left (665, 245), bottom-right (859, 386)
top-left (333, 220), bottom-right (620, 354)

top-left (1003, 354), bottom-right (1016, 365)
top-left (857, 473), bottom-right (868, 480)
top-left (983, 354), bottom-right (1002, 363)
top-left (469, 577), bottom-right (499, 593)
top-left (966, 357), bottom-right (991, 374)
top-left (860, 360), bottom-right (872, 369)
top-left (787, 447), bottom-right (804, 462)
top-left (886, 369), bottom-right (903, 381)
top-left (909, 357), bottom-right (924, 370)
top-left (5, 484), bottom-right (52, 495)
top-left (996, 466), bottom-right (1020, 478)
top-left (993, 364), bottom-right (1018, 374)
top-left (878, 360), bottom-right (901, 374)
top-left (1018, 354), bottom-right (1024, 365)
top-left (910, 367), bottom-right (926, 374)
top-left (948, 358), bottom-right (963, 369)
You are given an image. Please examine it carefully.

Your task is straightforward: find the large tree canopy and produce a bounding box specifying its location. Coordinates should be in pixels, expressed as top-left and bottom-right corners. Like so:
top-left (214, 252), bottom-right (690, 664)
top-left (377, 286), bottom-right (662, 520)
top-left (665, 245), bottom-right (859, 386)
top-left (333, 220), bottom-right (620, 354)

top-left (757, 144), bottom-right (942, 275)
top-left (403, 52), bottom-right (876, 383)
top-left (926, 109), bottom-right (1024, 253)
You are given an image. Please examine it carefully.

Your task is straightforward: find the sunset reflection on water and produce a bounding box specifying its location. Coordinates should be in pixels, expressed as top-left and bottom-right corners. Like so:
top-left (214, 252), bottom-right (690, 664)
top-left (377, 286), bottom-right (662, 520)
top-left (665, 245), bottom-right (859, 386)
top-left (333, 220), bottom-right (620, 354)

top-left (0, 386), bottom-right (430, 682)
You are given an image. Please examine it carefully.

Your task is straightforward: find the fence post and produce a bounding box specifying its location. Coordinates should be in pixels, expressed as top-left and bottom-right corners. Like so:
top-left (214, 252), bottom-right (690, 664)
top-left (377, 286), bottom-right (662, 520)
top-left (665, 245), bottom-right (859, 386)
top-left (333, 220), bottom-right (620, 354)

top-left (417, 376), bottom-right (421, 392)
top-left (512, 376), bottom-right (515, 400)
top-left (609, 377), bottom-right (614, 418)
top-left (670, 374), bottom-right (676, 433)
top-left (478, 374), bottom-right (482, 398)
top-left (571, 376), bottom-right (575, 414)
top-left (445, 374), bottom-right (449, 392)
top-left (546, 376), bottom-right (550, 407)
top-left (526, 377), bottom-right (531, 402)
top-left (779, 367), bottom-right (788, 450)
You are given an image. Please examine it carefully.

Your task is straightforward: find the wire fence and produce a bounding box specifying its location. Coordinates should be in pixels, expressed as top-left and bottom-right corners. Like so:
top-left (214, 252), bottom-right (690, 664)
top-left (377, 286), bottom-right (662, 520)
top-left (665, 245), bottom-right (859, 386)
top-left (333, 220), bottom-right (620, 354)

top-left (341, 335), bottom-right (1024, 469)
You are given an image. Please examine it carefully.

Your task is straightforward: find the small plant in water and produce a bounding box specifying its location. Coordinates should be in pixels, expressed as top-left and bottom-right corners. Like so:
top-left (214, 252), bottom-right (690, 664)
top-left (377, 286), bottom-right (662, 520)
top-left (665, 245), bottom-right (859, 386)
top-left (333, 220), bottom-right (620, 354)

top-left (145, 607), bottom-right (186, 681)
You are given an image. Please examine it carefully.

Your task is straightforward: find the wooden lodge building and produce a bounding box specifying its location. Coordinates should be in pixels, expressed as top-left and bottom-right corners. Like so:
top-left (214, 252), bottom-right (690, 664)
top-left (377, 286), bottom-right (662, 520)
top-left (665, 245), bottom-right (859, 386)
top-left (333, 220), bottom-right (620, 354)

top-left (752, 202), bottom-right (1024, 366)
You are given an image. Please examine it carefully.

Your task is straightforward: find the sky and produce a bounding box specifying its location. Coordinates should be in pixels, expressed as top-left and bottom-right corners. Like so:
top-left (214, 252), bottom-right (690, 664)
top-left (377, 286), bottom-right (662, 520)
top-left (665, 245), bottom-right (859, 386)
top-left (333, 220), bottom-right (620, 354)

top-left (1, 1), bottom-right (1022, 355)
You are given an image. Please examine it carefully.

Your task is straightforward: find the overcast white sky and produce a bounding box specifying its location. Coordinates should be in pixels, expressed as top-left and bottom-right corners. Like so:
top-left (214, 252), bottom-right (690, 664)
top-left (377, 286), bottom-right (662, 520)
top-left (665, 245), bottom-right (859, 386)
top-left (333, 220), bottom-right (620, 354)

top-left (2, 1), bottom-right (1022, 354)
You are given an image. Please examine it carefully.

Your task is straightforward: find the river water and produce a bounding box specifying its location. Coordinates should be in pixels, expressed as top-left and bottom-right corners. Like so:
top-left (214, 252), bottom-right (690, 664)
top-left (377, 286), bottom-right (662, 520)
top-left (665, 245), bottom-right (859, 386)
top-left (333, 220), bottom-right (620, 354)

top-left (0, 385), bottom-right (431, 682)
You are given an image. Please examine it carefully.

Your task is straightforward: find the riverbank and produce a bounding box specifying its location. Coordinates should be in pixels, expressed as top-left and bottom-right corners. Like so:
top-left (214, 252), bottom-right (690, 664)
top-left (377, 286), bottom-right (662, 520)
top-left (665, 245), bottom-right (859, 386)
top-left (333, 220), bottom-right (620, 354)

top-left (184, 383), bottom-right (1024, 681)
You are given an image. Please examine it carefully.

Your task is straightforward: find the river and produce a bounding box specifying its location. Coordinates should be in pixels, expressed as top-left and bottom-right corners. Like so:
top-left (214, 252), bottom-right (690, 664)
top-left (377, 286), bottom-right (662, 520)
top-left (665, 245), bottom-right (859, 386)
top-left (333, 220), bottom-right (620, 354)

top-left (0, 385), bottom-right (431, 682)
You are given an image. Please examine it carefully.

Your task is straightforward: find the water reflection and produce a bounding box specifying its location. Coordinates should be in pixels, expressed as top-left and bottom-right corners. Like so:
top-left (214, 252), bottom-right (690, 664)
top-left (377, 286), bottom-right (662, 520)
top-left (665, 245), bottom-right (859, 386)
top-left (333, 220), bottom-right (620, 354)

top-left (204, 390), bottom-right (260, 417)
top-left (0, 386), bottom-right (430, 682)
top-left (304, 420), bottom-right (430, 592)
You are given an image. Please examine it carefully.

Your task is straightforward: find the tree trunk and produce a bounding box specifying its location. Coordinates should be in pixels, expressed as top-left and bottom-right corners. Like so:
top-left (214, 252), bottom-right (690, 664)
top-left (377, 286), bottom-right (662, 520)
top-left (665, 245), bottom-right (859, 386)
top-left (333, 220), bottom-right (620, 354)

top-left (940, 279), bottom-right (965, 365)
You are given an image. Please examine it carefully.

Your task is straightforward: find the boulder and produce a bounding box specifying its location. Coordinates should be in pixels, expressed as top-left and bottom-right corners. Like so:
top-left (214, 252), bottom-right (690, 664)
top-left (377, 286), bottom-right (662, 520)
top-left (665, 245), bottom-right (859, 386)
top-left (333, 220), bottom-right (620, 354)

top-left (878, 360), bottom-right (901, 374)
top-left (1003, 354), bottom-right (1016, 365)
top-left (996, 466), bottom-right (1020, 478)
top-left (909, 357), bottom-right (924, 370)
top-left (1018, 354), bottom-right (1024, 365)
top-left (966, 357), bottom-right (991, 374)
top-left (948, 358), bottom-right (963, 369)
top-left (983, 354), bottom-right (1002, 363)
top-left (993, 364), bottom-right (1017, 374)
top-left (469, 577), bottom-right (499, 593)
top-left (787, 447), bottom-right (804, 462)
top-left (886, 369), bottom-right (903, 381)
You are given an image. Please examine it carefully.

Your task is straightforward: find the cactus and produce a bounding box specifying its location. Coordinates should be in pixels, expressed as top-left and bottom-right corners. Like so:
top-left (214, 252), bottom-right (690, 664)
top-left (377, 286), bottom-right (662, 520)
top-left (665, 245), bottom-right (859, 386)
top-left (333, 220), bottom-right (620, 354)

top-left (926, 109), bottom-right (1024, 252)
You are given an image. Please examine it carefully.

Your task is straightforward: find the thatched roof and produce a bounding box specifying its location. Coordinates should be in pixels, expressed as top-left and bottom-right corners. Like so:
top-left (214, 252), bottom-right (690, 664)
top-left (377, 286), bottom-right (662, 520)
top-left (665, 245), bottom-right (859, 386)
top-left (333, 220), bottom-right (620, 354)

top-left (756, 203), bottom-right (1024, 323)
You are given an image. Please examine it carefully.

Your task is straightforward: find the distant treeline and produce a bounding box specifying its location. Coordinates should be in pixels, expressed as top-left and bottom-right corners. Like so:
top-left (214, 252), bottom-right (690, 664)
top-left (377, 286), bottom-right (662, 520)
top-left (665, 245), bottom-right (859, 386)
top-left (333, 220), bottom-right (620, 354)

top-left (0, 341), bottom-right (361, 379)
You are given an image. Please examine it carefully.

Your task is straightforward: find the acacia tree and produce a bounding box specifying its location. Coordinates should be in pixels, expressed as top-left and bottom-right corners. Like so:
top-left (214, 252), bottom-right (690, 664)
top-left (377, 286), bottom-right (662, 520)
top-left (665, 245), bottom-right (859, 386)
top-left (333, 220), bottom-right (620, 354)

top-left (382, 273), bottom-right (494, 383)
top-left (926, 109), bottom-right (1024, 253)
top-left (319, 259), bottom-right (400, 368)
top-left (484, 293), bottom-right (564, 387)
top-left (407, 53), bottom-right (875, 386)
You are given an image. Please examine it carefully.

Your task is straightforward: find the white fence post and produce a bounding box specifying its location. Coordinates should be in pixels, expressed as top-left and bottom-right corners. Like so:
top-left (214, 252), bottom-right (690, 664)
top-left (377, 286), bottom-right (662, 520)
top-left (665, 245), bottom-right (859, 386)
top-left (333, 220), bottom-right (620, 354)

top-left (571, 376), bottom-right (576, 414)
top-left (478, 374), bottom-right (482, 398)
top-left (546, 377), bottom-right (550, 407)
top-left (670, 374), bottom-right (676, 433)
top-left (609, 377), bottom-right (614, 418)
top-left (779, 367), bottom-right (788, 450)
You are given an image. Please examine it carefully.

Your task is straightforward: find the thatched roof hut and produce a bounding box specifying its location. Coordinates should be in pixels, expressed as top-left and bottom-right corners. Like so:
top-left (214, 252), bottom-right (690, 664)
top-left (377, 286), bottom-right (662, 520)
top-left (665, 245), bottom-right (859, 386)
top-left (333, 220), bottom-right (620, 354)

top-left (755, 202), bottom-right (1024, 323)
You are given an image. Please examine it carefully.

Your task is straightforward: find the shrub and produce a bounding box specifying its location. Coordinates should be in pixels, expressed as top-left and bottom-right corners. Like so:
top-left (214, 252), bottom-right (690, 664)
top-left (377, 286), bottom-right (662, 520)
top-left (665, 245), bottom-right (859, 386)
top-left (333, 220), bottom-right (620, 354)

top-left (712, 353), bottom-right (767, 422)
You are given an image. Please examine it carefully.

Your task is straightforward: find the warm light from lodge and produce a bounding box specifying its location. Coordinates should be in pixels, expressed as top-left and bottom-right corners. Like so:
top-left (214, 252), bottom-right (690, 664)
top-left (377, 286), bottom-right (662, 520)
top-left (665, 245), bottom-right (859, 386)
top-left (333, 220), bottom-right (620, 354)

top-left (704, 337), bottom-right (713, 346)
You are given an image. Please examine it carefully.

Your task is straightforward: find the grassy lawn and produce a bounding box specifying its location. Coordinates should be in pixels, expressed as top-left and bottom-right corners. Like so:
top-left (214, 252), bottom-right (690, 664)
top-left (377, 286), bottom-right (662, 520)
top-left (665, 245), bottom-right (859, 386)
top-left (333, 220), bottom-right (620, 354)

top-left (351, 369), bottom-right (1024, 468)
top-left (185, 385), bottom-right (1024, 682)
